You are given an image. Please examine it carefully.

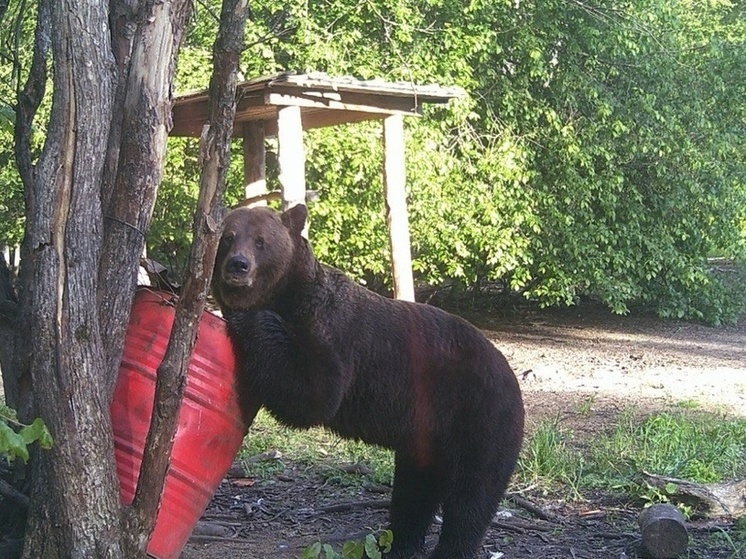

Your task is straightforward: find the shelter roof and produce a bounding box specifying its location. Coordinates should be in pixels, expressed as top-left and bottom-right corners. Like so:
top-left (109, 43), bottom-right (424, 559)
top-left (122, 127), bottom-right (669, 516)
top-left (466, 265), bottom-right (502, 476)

top-left (171, 72), bottom-right (463, 137)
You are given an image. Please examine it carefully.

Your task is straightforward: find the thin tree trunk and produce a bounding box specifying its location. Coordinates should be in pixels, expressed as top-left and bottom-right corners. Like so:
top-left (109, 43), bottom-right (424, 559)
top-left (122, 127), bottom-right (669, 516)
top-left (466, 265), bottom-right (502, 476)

top-left (0, 253), bottom-right (17, 396)
top-left (98, 0), bottom-right (194, 399)
top-left (126, 0), bottom-right (249, 549)
top-left (11, 0), bottom-right (51, 423)
top-left (21, 0), bottom-right (123, 556)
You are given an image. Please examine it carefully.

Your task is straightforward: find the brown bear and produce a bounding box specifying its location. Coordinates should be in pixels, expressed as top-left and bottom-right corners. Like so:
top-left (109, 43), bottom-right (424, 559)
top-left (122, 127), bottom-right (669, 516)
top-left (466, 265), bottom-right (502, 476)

top-left (212, 204), bottom-right (524, 559)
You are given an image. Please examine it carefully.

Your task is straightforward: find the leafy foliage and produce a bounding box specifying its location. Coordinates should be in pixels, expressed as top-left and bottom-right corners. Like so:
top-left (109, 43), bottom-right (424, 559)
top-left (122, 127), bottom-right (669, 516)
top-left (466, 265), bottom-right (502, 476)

top-left (206, 0), bottom-right (745, 323)
top-left (0, 405), bottom-right (53, 463)
top-left (301, 531), bottom-right (393, 559)
top-left (2, 0), bottom-right (744, 322)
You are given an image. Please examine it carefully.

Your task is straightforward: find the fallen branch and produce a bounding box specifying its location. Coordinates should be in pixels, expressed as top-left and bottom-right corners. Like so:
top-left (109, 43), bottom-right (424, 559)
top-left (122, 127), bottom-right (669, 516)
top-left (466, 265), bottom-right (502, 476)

top-left (190, 520), bottom-right (234, 538)
top-left (315, 499), bottom-right (391, 514)
top-left (188, 534), bottom-right (248, 544)
top-left (491, 517), bottom-right (554, 533)
top-left (505, 492), bottom-right (558, 522)
top-left (244, 450), bottom-right (283, 463)
top-left (641, 471), bottom-right (745, 519)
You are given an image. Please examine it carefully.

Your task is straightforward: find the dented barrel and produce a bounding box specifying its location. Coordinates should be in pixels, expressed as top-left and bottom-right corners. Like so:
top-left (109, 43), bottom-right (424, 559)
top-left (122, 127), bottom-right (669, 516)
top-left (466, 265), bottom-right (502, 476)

top-left (111, 288), bottom-right (256, 559)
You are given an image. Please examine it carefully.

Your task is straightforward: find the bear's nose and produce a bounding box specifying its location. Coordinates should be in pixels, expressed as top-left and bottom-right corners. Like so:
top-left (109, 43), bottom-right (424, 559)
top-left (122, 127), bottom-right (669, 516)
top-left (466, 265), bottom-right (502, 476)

top-left (226, 255), bottom-right (250, 275)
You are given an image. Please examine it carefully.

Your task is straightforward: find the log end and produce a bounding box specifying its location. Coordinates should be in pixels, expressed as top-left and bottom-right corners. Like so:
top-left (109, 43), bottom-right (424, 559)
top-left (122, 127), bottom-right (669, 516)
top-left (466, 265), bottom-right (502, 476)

top-left (639, 504), bottom-right (689, 558)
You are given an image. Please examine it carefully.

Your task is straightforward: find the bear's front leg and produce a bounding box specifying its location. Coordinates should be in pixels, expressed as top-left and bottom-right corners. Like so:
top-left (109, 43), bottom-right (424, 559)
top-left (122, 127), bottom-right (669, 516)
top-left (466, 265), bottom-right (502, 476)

top-left (227, 310), bottom-right (346, 428)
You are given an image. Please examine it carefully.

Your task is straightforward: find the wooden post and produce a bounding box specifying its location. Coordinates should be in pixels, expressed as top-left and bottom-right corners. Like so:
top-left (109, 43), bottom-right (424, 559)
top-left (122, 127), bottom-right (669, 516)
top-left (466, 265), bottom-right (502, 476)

top-left (242, 121), bottom-right (267, 206)
top-left (276, 105), bottom-right (306, 211)
top-left (383, 114), bottom-right (415, 301)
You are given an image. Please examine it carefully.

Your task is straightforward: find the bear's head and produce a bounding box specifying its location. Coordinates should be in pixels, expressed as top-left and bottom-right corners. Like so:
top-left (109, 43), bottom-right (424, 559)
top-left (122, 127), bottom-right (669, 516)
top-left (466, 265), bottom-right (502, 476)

top-left (212, 204), bottom-right (310, 312)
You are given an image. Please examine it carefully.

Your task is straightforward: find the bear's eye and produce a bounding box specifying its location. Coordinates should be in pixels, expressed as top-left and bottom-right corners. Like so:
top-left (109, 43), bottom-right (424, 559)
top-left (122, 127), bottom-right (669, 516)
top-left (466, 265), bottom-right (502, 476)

top-left (255, 237), bottom-right (265, 250)
top-left (220, 233), bottom-right (234, 246)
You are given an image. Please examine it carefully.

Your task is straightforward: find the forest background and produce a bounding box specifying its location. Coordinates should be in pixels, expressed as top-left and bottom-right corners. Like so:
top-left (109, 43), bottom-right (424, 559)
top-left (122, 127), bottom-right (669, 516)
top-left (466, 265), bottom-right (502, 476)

top-left (1, 0), bottom-right (745, 325)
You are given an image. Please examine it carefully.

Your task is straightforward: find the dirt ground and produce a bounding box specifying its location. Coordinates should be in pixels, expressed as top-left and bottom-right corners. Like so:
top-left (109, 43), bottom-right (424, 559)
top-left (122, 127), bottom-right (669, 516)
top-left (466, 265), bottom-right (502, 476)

top-left (182, 304), bottom-right (745, 559)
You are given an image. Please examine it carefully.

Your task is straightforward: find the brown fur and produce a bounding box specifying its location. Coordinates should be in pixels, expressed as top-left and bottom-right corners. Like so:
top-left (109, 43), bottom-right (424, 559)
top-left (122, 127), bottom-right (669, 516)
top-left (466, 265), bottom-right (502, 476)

top-left (213, 205), bottom-right (525, 559)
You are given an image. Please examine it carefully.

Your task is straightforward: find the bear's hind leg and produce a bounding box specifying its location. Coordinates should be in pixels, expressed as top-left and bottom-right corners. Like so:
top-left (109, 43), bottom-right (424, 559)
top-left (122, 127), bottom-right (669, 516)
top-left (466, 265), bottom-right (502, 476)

top-left (386, 456), bottom-right (444, 559)
top-left (427, 469), bottom-right (510, 559)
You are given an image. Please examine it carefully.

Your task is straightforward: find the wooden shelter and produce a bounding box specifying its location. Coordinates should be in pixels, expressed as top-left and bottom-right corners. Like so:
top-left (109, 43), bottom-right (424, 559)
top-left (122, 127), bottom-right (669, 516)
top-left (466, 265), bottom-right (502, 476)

top-left (171, 72), bottom-right (462, 300)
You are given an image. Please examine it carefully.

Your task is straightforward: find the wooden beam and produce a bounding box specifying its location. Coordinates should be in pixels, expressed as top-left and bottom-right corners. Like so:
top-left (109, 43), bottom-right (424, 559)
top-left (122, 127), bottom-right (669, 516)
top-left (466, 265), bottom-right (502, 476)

top-left (242, 122), bottom-right (267, 205)
top-left (267, 89), bottom-right (421, 116)
top-left (383, 114), bottom-right (415, 301)
top-left (276, 105), bottom-right (306, 212)
top-left (299, 109), bottom-right (387, 132)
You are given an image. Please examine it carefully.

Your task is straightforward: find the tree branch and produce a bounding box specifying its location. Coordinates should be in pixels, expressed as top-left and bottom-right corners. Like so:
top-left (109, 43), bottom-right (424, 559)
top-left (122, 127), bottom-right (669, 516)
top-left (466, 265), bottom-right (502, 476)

top-left (14, 0), bottom-right (50, 191)
top-left (128, 0), bottom-right (249, 551)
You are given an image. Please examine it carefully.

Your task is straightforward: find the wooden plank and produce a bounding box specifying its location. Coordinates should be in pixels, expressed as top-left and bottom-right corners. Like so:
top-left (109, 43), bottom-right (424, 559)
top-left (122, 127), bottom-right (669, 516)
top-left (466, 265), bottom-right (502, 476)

top-left (276, 105), bottom-right (306, 212)
top-left (267, 89), bottom-right (421, 116)
top-left (242, 121), bottom-right (267, 205)
top-left (171, 104), bottom-right (389, 138)
top-left (383, 114), bottom-right (415, 301)
top-left (274, 73), bottom-right (463, 102)
top-left (299, 109), bottom-right (388, 131)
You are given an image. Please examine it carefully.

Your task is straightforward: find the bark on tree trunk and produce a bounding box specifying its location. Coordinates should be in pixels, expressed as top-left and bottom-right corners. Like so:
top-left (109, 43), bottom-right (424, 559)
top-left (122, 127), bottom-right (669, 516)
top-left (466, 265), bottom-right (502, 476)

top-left (11, 0), bottom-right (51, 424)
top-left (20, 0), bottom-right (124, 556)
top-left (98, 0), bottom-right (194, 399)
top-left (0, 252), bottom-right (18, 401)
top-left (11, 0), bottom-right (248, 555)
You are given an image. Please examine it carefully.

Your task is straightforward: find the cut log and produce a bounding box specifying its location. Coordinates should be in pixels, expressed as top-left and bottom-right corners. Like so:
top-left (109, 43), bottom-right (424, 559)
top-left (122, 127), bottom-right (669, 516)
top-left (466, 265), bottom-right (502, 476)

top-left (642, 471), bottom-right (746, 519)
top-left (638, 503), bottom-right (688, 558)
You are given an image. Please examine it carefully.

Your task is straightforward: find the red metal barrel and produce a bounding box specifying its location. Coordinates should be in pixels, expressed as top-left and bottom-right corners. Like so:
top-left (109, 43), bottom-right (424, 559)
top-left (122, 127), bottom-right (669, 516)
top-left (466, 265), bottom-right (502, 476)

top-left (111, 288), bottom-right (257, 559)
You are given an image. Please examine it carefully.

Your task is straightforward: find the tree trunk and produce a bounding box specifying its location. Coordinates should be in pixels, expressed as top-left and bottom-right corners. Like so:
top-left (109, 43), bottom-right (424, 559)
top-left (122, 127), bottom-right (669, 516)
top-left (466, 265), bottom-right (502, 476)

top-left (0, 252), bottom-right (18, 400)
top-left (98, 0), bottom-right (194, 399)
top-left (125, 0), bottom-right (249, 551)
top-left (11, 0), bottom-right (247, 555)
top-left (20, 0), bottom-right (124, 556)
top-left (11, 0), bottom-right (51, 425)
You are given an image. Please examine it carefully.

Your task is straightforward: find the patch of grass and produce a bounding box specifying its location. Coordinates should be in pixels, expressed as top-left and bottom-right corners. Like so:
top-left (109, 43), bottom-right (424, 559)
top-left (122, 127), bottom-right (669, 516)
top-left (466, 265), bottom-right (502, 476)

top-left (514, 409), bottom-right (746, 511)
top-left (707, 526), bottom-right (746, 559)
top-left (589, 411), bottom-right (746, 485)
top-left (674, 399), bottom-right (701, 410)
top-left (576, 396), bottom-right (595, 417)
top-left (240, 410), bottom-right (394, 485)
top-left (240, 408), bottom-right (745, 509)
top-left (515, 417), bottom-right (585, 498)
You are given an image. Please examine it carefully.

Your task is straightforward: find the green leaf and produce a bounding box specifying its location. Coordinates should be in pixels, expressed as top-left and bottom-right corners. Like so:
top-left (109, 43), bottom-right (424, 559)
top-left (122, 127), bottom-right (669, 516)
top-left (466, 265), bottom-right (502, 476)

top-left (363, 534), bottom-right (381, 559)
top-left (19, 417), bottom-right (51, 446)
top-left (322, 543), bottom-right (336, 559)
top-left (341, 539), bottom-right (363, 559)
top-left (301, 541), bottom-right (322, 559)
top-left (377, 530), bottom-right (393, 552)
top-left (0, 421), bottom-right (29, 463)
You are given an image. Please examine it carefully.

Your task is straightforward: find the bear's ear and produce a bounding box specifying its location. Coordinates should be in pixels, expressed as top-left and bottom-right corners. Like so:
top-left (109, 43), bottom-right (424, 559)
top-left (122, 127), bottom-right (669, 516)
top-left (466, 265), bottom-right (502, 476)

top-left (281, 204), bottom-right (308, 235)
